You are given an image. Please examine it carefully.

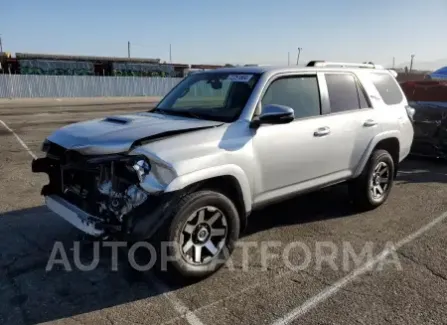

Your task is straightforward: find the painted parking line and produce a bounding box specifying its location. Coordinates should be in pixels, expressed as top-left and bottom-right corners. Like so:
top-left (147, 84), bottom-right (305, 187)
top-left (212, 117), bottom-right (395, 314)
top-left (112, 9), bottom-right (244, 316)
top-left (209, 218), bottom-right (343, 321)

top-left (270, 210), bottom-right (447, 325)
top-left (0, 119), bottom-right (37, 159)
top-left (146, 272), bottom-right (206, 325)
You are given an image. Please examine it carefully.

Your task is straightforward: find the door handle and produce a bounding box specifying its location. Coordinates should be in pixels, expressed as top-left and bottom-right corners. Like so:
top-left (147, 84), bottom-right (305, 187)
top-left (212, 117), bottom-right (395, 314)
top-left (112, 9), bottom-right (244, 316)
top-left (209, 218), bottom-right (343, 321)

top-left (314, 127), bottom-right (330, 137)
top-left (363, 119), bottom-right (378, 127)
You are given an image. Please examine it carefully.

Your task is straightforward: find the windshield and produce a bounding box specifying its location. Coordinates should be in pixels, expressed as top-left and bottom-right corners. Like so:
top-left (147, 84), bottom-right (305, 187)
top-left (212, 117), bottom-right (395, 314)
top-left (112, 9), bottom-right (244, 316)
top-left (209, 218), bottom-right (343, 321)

top-left (155, 72), bottom-right (261, 122)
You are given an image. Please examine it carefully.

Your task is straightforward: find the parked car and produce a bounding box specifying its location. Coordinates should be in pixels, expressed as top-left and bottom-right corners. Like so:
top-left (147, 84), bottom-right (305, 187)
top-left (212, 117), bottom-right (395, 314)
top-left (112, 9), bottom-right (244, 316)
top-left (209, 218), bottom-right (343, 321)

top-left (32, 61), bottom-right (414, 278)
top-left (400, 80), bottom-right (447, 158)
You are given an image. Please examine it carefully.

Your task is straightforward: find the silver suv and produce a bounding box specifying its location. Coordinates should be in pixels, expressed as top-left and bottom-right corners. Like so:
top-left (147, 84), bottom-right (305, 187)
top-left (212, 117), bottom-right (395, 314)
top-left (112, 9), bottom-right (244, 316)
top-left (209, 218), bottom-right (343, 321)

top-left (32, 61), bottom-right (415, 278)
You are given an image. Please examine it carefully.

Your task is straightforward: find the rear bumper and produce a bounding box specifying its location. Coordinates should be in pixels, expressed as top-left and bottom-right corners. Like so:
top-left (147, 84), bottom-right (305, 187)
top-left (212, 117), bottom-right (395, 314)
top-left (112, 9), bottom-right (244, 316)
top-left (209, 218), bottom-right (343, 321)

top-left (45, 195), bottom-right (105, 237)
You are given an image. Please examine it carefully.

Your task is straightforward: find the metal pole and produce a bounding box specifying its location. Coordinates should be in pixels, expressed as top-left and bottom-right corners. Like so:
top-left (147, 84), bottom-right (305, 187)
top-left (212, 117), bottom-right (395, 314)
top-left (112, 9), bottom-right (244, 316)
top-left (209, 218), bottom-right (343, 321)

top-left (128, 41), bottom-right (131, 58)
top-left (296, 47), bottom-right (302, 66)
top-left (288, 52), bottom-right (290, 66)
top-left (169, 44), bottom-right (172, 63)
top-left (409, 54), bottom-right (415, 73)
top-left (392, 57), bottom-right (395, 69)
top-left (0, 35), bottom-right (3, 53)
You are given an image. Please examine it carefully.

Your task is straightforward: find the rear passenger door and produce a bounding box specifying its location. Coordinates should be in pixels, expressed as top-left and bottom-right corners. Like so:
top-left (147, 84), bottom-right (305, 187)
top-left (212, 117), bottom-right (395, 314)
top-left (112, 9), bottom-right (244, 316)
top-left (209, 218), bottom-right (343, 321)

top-left (322, 72), bottom-right (380, 172)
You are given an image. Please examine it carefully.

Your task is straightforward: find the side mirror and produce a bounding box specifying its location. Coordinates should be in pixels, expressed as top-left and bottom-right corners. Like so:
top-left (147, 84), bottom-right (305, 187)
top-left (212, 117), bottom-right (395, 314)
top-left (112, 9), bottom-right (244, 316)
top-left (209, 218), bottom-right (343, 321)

top-left (251, 104), bottom-right (295, 128)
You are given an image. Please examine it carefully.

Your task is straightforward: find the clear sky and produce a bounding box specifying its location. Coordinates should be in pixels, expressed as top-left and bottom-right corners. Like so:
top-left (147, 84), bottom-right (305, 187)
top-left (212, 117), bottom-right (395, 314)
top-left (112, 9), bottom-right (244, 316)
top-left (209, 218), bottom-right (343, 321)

top-left (1, 0), bottom-right (446, 69)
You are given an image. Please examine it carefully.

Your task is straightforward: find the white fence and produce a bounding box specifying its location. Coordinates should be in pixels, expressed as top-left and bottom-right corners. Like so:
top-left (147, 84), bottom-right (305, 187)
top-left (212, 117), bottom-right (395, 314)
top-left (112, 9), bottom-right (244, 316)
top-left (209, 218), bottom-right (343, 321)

top-left (0, 75), bottom-right (183, 98)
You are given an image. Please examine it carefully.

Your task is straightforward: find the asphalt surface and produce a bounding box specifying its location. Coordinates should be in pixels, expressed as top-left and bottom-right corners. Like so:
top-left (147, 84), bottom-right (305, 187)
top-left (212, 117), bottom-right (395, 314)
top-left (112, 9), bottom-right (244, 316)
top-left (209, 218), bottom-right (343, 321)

top-left (0, 101), bottom-right (446, 325)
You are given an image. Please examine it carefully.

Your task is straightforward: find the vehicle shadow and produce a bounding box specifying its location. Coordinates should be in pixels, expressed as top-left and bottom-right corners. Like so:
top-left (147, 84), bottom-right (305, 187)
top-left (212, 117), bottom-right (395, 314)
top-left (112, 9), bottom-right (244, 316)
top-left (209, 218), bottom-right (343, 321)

top-left (0, 206), bottom-right (180, 324)
top-left (0, 185), bottom-right (358, 324)
top-left (243, 184), bottom-right (355, 237)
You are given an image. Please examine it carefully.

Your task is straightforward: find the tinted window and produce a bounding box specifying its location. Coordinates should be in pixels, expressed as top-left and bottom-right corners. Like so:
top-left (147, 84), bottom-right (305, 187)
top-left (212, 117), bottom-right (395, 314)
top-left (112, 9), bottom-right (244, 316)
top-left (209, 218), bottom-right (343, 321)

top-left (370, 72), bottom-right (403, 105)
top-left (261, 75), bottom-right (321, 119)
top-left (325, 74), bottom-right (365, 113)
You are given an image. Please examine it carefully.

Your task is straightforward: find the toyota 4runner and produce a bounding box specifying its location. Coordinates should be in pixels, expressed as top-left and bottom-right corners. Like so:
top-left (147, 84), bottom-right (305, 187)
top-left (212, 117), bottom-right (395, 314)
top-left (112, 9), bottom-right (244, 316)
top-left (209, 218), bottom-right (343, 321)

top-left (32, 61), bottom-right (415, 278)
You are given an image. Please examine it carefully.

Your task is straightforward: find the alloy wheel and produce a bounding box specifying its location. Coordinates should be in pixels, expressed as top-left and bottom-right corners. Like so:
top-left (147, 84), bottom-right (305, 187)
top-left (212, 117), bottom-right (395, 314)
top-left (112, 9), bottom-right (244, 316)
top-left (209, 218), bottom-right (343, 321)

top-left (370, 161), bottom-right (391, 200)
top-left (180, 206), bottom-right (228, 265)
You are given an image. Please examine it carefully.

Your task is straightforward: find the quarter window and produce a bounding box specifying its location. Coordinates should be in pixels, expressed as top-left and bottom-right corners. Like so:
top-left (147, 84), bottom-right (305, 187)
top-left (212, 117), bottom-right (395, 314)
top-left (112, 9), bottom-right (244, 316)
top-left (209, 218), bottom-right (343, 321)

top-left (325, 73), bottom-right (370, 113)
top-left (370, 72), bottom-right (403, 105)
top-left (261, 75), bottom-right (321, 119)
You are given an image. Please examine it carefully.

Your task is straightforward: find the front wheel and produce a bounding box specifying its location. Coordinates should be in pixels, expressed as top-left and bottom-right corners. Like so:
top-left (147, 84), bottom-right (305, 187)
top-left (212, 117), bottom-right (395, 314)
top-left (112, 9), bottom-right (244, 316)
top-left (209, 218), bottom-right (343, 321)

top-left (349, 149), bottom-right (395, 210)
top-left (161, 190), bottom-right (240, 279)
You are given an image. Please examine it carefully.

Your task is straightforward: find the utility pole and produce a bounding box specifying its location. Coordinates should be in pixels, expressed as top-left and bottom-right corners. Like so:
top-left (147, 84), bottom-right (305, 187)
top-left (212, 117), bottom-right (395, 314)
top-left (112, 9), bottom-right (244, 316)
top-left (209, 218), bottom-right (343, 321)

top-left (0, 35), bottom-right (3, 53)
top-left (392, 57), bottom-right (395, 69)
top-left (409, 54), bottom-right (415, 73)
top-left (288, 52), bottom-right (290, 66)
top-left (169, 44), bottom-right (172, 63)
top-left (296, 47), bottom-right (302, 66)
top-left (128, 41), bottom-right (131, 58)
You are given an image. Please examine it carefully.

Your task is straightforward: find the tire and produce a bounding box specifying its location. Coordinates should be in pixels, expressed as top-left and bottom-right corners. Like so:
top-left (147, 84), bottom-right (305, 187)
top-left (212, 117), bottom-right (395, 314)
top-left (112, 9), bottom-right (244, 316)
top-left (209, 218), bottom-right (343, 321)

top-left (349, 149), bottom-right (395, 211)
top-left (156, 190), bottom-right (240, 279)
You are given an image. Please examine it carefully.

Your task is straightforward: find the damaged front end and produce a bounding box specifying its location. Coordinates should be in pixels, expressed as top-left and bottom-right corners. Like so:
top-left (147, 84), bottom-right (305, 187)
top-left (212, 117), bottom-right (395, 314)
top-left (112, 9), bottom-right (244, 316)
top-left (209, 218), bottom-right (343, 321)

top-left (32, 141), bottom-right (178, 240)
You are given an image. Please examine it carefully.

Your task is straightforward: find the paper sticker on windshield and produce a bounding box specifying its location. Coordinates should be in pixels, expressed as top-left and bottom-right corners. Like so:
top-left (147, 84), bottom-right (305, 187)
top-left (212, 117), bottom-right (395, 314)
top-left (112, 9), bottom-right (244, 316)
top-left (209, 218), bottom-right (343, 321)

top-left (227, 74), bottom-right (253, 82)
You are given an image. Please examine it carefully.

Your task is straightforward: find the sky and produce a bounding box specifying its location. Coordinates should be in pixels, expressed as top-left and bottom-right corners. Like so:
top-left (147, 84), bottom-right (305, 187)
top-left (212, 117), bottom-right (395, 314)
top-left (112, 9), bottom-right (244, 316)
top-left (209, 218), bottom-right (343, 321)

top-left (1, 0), bottom-right (446, 70)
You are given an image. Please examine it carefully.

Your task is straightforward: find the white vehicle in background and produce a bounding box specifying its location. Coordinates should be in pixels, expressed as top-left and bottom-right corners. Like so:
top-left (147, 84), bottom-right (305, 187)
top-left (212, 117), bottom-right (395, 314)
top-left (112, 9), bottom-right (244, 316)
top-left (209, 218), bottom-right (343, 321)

top-left (32, 61), bottom-right (414, 279)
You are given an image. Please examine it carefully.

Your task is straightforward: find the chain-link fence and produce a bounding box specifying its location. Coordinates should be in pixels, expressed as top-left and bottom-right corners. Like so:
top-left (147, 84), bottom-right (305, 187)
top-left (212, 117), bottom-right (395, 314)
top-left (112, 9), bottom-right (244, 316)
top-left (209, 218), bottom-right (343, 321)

top-left (0, 75), bottom-right (183, 98)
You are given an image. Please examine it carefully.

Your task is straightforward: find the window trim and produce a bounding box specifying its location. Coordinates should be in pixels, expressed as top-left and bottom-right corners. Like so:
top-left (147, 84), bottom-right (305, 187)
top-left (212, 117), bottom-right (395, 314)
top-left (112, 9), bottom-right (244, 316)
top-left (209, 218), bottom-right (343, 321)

top-left (253, 72), bottom-right (323, 122)
top-left (355, 78), bottom-right (372, 109)
top-left (323, 72), bottom-right (373, 115)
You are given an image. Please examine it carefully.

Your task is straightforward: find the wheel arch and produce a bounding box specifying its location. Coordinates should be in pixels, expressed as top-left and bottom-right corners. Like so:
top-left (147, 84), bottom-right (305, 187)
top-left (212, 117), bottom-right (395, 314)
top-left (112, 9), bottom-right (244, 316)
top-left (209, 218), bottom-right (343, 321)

top-left (165, 165), bottom-right (253, 231)
top-left (354, 132), bottom-right (401, 178)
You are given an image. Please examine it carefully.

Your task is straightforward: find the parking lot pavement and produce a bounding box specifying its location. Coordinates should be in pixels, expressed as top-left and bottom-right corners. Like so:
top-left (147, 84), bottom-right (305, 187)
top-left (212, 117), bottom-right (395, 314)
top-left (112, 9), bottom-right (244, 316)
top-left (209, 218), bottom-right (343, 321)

top-left (0, 103), bottom-right (446, 325)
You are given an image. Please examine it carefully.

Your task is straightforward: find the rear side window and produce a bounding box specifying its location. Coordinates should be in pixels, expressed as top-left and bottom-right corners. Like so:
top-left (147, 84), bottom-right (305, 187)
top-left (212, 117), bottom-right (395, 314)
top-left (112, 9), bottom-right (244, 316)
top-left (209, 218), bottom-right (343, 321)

top-left (370, 72), bottom-right (403, 105)
top-left (261, 75), bottom-right (321, 119)
top-left (325, 73), bottom-right (370, 113)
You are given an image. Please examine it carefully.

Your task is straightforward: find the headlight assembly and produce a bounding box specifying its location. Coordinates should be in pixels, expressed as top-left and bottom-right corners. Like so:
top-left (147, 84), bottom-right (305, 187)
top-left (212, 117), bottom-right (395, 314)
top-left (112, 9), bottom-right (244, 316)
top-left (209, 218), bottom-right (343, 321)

top-left (131, 159), bottom-right (151, 182)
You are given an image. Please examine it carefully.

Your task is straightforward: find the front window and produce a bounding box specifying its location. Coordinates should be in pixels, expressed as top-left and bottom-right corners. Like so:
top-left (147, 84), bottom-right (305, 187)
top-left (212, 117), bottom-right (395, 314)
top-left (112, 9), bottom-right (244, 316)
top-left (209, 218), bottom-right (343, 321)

top-left (155, 72), bottom-right (261, 122)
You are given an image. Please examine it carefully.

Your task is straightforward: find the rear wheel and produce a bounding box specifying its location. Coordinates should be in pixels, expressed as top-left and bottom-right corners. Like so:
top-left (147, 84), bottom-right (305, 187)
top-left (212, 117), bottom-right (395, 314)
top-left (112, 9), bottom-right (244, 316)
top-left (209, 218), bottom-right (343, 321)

top-left (349, 149), bottom-right (395, 210)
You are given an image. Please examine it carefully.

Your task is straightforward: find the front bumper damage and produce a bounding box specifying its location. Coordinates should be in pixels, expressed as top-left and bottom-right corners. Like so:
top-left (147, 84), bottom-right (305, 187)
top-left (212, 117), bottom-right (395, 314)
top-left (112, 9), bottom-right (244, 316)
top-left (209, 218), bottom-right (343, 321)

top-left (31, 147), bottom-right (180, 240)
top-left (45, 195), bottom-right (105, 237)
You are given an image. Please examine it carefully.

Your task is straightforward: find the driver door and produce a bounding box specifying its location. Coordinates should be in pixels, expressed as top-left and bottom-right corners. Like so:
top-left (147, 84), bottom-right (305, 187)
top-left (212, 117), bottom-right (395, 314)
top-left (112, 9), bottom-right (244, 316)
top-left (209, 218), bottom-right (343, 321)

top-left (252, 73), bottom-right (346, 202)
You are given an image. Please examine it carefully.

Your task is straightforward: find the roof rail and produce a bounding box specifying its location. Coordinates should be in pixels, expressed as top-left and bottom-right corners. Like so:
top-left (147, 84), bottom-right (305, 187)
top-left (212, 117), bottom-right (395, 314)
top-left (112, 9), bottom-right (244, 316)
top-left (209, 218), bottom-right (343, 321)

top-left (306, 61), bottom-right (384, 69)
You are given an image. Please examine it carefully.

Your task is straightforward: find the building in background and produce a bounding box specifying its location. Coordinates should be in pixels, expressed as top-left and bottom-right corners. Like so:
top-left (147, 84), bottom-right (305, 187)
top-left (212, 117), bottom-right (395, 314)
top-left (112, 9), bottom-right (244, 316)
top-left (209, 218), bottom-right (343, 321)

top-left (0, 52), bottom-right (220, 77)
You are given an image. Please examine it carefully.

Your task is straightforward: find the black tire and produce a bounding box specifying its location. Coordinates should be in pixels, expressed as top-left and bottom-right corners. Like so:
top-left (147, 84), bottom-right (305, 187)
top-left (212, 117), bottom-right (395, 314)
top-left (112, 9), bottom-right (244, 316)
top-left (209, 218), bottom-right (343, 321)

top-left (349, 149), bottom-right (395, 211)
top-left (156, 190), bottom-right (240, 279)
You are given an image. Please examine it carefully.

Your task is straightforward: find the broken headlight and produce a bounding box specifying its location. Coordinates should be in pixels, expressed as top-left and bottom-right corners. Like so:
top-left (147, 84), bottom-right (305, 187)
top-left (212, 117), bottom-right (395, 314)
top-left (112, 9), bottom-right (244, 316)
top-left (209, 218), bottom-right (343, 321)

top-left (130, 158), bottom-right (151, 182)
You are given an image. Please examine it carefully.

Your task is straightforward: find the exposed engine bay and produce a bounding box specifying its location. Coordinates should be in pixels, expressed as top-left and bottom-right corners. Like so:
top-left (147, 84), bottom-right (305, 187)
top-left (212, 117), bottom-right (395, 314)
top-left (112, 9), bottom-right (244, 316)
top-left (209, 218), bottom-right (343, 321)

top-left (32, 141), bottom-right (164, 237)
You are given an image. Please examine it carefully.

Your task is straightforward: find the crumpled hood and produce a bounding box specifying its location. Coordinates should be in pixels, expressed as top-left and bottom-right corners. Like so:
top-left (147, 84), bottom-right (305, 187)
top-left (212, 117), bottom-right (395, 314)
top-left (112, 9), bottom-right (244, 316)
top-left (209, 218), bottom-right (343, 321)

top-left (47, 112), bottom-right (223, 155)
